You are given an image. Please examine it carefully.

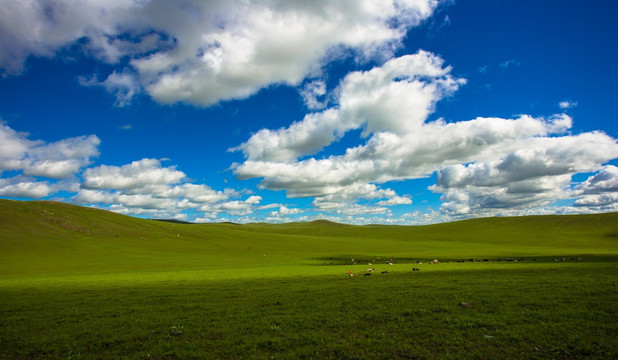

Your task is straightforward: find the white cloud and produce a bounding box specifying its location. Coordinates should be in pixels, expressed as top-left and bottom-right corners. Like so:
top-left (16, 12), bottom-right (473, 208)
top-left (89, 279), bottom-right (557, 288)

top-left (81, 158), bottom-right (185, 190)
top-left (376, 196), bottom-right (412, 206)
top-left (429, 134), bottom-right (618, 217)
top-left (300, 79), bottom-right (328, 110)
top-left (232, 50), bottom-right (618, 218)
top-left (79, 70), bottom-right (141, 107)
top-left (576, 165), bottom-right (618, 194)
top-left (232, 51), bottom-right (464, 162)
top-left (0, 177), bottom-right (52, 198)
top-left (1, 0), bottom-right (440, 106)
top-left (0, 122), bottom-right (100, 179)
top-left (199, 195), bottom-right (263, 217)
top-left (0, 122), bottom-right (38, 171)
top-left (75, 158), bottom-right (242, 218)
top-left (571, 165), bottom-right (618, 211)
top-left (277, 205), bottom-right (302, 216)
top-left (574, 193), bottom-right (618, 208)
top-left (401, 209), bottom-right (441, 225)
top-left (264, 205), bottom-right (304, 222)
top-left (559, 100), bottom-right (578, 109)
top-left (0, 0), bottom-right (145, 75)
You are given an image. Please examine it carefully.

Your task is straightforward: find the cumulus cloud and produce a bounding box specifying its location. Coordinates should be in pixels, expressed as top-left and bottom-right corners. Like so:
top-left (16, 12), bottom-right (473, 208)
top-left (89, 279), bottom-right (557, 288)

top-left (232, 50), bottom-right (618, 218)
top-left (576, 166), bottom-right (618, 194)
top-left (262, 205), bottom-right (304, 223)
top-left (198, 195), bottom-right (263, 217)
top-left (232, 51), bottom-right (464, 162)
top-left (76, 158), bottom-right (239, 216)
top-left (81, 158), bottom-right (185, 190)
top-left (1, 0), bottom-right (440, 106)
top-left (0, 123), bottom-right (270, 221)
top-left (0, 122), bottom-right (99, 201)
top-left (0, 122), bottom-right (100, 179)
top-left (429, 134), bottom-right (618, 217)
top-left (376, 196), bottom-right (412, 206)
top-left (571, 165), bottom-right (618, 211)
top-left (0, 176), bottom-right (53, 198)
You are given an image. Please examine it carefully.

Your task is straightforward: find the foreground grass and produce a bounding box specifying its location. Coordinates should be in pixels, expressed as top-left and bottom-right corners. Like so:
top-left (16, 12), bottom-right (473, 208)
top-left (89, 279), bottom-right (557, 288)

top-left (1, 259), bottom-right (616, 359)
top-left (1, 200), bottom-right (617, 358)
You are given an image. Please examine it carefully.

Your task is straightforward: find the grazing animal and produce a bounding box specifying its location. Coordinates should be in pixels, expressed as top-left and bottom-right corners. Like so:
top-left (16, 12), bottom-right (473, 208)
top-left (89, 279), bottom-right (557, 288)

top-left (381, 271), bottom-right (388, 274)
top-left (345, 270), bottom-right (353, 274)
top-left (366, 268), bottom-right (375, 272)
top-left (431, 259), bottom-right (440, 264)
top-left (412, 268), bottom-right (420, 271)
top-left (364, 273), bottom-right (372, 276)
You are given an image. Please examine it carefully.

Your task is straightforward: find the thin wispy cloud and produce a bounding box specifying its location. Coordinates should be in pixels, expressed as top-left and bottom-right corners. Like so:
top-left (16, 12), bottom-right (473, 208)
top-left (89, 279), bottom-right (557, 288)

top-left (559, 100), bottom-right (578, 109)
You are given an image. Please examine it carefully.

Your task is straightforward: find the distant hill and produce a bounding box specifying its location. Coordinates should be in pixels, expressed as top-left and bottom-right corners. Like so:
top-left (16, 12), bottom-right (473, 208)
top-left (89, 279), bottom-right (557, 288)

top-left (1, 199), bottom-right (617, 279)
top-left (152, 219), bottom-right (194, 225)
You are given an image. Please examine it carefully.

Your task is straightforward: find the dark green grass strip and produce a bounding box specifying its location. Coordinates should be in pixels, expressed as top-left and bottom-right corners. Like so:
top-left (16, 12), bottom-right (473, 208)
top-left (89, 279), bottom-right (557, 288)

top-left (1, 262), bottom-right (615, 359)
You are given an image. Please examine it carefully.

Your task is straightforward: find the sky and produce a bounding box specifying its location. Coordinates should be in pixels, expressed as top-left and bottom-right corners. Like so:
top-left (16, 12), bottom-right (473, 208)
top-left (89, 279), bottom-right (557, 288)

top-left (1, 0), bottom-right (617, 225)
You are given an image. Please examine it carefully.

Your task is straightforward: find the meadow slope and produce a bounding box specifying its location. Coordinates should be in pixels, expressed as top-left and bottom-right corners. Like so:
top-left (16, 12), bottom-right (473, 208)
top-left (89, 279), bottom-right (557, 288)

top-left (0, 200), bottom-right (616, 359)
top-left (1, 199), bottom-right (617, 281)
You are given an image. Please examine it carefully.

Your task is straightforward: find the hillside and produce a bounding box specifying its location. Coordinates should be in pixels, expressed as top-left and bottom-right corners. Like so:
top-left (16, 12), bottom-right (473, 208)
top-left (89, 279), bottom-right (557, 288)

top-left (1, 199), bottom-right (617, 279)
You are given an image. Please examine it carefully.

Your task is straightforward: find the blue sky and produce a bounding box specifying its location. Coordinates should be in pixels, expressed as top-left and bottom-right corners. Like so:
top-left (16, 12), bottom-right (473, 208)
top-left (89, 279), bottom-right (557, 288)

top-left (1, 0), bottom-right (617, 224)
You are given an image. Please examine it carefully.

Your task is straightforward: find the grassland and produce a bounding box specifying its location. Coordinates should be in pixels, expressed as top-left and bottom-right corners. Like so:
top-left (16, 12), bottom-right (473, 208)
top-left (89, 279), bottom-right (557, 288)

top-left (0, 200), bottom-right (616, 359)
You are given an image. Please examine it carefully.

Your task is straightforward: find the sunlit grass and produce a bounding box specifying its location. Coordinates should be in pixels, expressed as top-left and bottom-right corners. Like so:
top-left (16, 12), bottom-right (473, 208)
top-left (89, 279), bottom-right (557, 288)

top-left (0, 200), bottom-right (616, 358)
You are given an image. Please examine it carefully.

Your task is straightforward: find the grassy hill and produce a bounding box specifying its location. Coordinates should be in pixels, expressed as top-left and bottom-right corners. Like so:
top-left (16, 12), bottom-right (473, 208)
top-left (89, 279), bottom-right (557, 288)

top-left (1, 200), bottom-right (616, 359)
top-left (1, 199), bottom-right (617, 280)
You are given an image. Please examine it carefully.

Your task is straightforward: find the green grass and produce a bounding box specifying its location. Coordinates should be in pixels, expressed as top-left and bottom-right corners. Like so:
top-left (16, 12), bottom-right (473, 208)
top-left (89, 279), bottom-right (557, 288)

top-left (0, 200), bottom-right (617, 359)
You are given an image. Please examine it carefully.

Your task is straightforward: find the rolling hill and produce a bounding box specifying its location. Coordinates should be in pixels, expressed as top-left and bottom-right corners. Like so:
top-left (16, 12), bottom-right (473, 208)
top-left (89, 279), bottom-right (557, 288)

top-left (1, 200), bottom-right (617, 359)
top-left (1, 199), bottom-right (617, 280)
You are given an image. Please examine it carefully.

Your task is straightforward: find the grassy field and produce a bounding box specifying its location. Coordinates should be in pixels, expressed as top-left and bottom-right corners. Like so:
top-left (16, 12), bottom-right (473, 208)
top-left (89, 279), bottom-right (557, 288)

top-left (0, 200), bottom-right (617, 359)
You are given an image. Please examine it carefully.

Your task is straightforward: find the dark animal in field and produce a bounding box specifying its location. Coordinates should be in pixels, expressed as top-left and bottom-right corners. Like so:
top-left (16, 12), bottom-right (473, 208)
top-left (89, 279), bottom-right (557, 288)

top-left (412, 268), bottom-right (420, 271)
top-left (381, 271), bottom-right (388, 274)
top-left (364, 273), bottom-right (372, 276)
